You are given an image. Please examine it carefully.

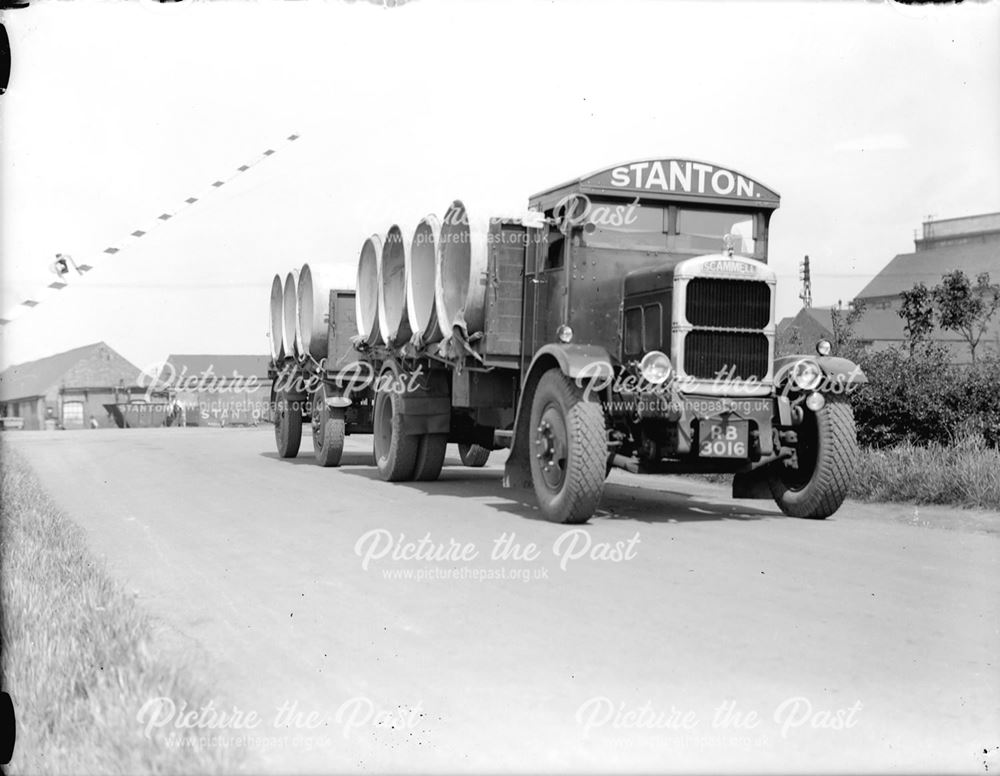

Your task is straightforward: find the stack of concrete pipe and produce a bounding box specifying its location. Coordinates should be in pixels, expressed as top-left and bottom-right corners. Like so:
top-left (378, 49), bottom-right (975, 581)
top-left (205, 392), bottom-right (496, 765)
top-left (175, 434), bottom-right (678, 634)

top-left (353, 199), bottom-right (490, 350)
top-left (267, 263), bottom-right (354, 362)
top-left (269, 198), bottom-right (497, 361)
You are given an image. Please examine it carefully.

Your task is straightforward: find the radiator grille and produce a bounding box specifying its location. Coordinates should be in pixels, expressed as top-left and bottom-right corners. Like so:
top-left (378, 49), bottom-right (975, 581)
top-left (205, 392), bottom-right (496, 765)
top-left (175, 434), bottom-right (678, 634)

top-left (685, 278), bottom-right (770, 329)
top-left (683, 331), bottom-right (770, 380)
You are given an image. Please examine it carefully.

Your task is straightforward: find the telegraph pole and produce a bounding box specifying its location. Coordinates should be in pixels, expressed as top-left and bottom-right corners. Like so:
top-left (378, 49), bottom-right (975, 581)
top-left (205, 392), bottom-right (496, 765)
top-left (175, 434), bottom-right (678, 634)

top-left (798, 255), bottom-right (812, 309)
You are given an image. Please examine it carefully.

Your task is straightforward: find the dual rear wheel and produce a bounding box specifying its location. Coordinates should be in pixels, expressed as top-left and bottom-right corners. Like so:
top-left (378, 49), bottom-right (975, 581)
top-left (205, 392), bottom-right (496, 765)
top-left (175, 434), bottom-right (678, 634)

top-left (372, 367), bottom-right (447, 483)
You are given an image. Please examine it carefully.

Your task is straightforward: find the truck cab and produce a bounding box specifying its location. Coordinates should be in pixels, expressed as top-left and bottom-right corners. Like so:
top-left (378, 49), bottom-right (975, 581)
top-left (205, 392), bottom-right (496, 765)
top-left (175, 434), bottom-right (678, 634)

top-left (523, 159), bottom-right (778, 382)
top-left (506, 159), bottom-right (863, 522)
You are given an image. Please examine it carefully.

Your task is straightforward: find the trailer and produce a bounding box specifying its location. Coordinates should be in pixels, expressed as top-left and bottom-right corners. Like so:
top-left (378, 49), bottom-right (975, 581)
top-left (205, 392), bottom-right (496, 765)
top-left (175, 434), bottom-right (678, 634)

top-left (267, 158), bottom-right (866, 523)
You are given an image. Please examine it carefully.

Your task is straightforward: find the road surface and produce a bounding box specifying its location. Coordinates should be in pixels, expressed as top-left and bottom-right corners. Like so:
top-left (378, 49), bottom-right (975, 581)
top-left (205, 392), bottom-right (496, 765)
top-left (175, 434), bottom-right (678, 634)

top-left (6, 427), bottom-right (999, 774)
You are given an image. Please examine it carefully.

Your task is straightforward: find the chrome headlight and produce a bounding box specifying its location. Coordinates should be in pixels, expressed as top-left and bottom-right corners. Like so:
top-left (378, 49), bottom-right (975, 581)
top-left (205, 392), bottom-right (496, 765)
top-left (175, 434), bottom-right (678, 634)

top-left (639, 350), bottom-right (672, 385)
top-left (791, 359), bottom-right (823, 391)
top-left (815, 339), bottom-right (832, 356)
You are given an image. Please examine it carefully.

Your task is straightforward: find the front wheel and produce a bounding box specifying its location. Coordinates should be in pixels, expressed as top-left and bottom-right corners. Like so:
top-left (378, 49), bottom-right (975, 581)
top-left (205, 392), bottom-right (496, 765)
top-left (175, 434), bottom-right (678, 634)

top-left (458, 443), bottom-right (491, 468)
top-left (274, 390), bottom-right (303, 458)
top-left (312, 385), bottom-right (345, 467)
top-left (768, 395), bottom-right (857, 519)
top-left (528, 370), bottom-right (606, 524)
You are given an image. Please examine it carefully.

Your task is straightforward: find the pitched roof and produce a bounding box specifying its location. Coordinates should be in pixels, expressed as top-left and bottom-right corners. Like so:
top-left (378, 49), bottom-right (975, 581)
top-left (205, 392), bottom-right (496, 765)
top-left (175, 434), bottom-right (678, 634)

top-left (776, 307), bottom-right (835, 337)
top-left (779, 305), bottom-right (973, 345)
top-left (163, 354), bottom-right (271, 382)
top-left (855, 240), bottom-right (1000, 300)
top-left (0, 342), bottom-right (142, 402)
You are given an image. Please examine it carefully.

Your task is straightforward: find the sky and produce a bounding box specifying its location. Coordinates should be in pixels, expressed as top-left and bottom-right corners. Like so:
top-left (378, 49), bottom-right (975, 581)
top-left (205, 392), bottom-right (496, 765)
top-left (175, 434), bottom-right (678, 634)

top-left (1, 0), bottom-right (998, 372)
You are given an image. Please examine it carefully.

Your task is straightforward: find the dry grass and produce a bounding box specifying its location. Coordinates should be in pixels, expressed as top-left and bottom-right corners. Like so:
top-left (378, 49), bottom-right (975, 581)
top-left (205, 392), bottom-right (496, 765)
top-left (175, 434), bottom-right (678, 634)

top-left (850, 439), bottom-right (1000, 511)
top-left (686, 436), bottom-right (1000, 511)
top-left (0, 447), bottom-right (244, 775)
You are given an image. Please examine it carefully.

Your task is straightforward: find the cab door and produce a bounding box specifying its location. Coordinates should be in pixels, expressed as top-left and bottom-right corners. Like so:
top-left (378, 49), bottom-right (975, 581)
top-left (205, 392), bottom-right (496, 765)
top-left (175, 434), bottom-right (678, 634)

top-left (520, 224), bottom-right (566, 374)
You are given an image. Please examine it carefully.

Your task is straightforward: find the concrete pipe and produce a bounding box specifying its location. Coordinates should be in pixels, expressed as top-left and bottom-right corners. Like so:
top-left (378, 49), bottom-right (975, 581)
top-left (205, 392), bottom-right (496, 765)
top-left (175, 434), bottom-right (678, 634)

top-left (435, 200), bottom-right (491, 336)
top-left (281, 270), bottom-right (299, 360)
top-left (377, 224), bottom-right (414, 347)
top-left (296, 263), bottom-right (351, 360)
top-left (268, 273), bottom-right (285, 361)
top-left (355, 235), bottom-right (383, 346)
top-left (406, 214), bottom-right (443, 345)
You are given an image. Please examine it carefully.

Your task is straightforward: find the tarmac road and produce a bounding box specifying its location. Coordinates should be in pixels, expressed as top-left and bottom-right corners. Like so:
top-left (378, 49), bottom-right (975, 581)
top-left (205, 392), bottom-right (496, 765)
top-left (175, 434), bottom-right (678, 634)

top-left (6, 427), bottom-right (999, 774)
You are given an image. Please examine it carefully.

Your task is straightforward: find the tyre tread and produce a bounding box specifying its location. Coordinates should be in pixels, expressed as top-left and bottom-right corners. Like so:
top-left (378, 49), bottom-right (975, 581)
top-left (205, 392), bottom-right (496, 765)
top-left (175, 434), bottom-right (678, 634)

top-left (770, 396), bottom-right (857, 519)
top-left (530, 370), bottom-right (606, 524)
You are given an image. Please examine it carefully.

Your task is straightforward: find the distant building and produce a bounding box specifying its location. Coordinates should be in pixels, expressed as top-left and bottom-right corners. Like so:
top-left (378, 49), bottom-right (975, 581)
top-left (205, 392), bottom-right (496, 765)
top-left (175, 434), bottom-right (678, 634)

top-left (158, 354), bottom-right (272, 426)
top-left (779, 213), bottom-right (1000, 361)
top-left (0, 342), bottom-right (146, 430)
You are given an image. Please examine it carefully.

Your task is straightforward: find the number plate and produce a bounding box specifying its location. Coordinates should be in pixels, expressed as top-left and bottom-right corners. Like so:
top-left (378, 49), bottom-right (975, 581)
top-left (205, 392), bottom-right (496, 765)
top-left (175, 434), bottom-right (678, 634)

top-left (698, 420), bottom-right (749, 459)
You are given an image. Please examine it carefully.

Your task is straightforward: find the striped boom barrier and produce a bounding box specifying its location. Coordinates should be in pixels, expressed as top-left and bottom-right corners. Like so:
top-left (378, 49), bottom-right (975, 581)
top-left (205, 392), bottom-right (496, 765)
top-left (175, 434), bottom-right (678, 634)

top-left (0, 133), bottom-right (301, 327)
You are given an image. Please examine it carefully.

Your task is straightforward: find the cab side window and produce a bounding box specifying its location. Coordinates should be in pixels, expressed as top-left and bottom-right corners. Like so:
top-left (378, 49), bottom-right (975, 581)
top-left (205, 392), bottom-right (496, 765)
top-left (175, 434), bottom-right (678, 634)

top-left (542, 215), bottom-right (564, 270)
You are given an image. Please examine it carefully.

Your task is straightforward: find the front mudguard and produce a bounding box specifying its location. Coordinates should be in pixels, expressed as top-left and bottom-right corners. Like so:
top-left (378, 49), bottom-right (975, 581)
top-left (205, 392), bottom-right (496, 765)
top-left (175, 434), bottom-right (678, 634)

top-left (773, 354), bottom-right (867, 394)
top-left (503, 344), bottom-right (612, 490)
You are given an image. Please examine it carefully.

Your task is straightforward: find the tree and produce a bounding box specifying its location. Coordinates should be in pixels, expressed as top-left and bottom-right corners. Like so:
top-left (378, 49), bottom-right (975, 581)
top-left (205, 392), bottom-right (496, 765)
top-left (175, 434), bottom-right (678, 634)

top-left (898, 282), bottom-right (935, 354)
top-left (931, 271), bottom-right (1000, 362)
top-left (829, 298), bottom-right (867, 359)
top-left (777, 322), bottom-right (803, 357)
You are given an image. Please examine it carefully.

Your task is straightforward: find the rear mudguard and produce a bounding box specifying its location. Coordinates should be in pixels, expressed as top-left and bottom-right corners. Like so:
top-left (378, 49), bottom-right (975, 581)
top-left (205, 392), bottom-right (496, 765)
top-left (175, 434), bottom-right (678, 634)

top-left (503, 344), bottom-right (613, 489)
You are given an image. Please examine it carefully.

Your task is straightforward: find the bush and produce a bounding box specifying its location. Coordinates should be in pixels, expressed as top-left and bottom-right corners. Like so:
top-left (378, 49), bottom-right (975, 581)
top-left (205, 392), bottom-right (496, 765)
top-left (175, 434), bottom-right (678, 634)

top-left (850, 344), bottom-right (1000, 448)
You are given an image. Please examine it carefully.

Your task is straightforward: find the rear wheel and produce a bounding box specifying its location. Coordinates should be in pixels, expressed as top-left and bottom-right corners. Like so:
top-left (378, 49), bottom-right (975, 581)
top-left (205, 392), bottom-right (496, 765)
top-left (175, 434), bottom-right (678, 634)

top-left (372, 367), bottom-right (419, 482)
top-left (768, 395), bottom-right (857, 519)
top-left (458, 443), bottom-right (491, 468)
top-left (413, 434), bottom-right (448, 481)
top-left (528, 370), bottom-right (606, 524)
top-left (312, 385), bottom-right (345, 467)
top-left (274, 390), bottom-right (303, 458)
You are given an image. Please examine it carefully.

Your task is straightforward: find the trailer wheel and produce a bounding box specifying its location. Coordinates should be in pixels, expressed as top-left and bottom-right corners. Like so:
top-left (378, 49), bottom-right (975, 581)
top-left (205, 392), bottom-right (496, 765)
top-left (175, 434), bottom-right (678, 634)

top-left (274, 391), bottom-right (303, 458)
top-left (529, 369), bottom-right (606, 524)
top-left (768, 395), bottom-right (857, 519)
top-left (413, 434), bottom-right (448, 481)
top-left (458, 443), bottom-right (491, 468)
top-left (312, 386), bottom-right (345, 467)
top-left (372, 376), bottom-right (419, 482)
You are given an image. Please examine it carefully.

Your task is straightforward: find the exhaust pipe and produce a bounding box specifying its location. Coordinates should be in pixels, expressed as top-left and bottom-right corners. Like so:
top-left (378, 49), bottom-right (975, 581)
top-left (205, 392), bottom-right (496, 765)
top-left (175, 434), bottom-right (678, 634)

top-left (436, 200), bottom-right (490, 336)
top-left (281, 270), bottom-right (299, 361)
top-left (377, 224), bottom-right (413, 347)
top-left (355, 235), bottom-right (384, 347)
top-left (268, 273), bottom-right (285, 361)
top-left (407, 214), bottom-right (442, 345)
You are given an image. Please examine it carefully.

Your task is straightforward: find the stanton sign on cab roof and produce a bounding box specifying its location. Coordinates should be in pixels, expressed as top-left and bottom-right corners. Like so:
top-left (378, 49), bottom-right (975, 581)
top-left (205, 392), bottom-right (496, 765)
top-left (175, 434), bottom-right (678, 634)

top-left (530, 159), bottom-right (781, 210)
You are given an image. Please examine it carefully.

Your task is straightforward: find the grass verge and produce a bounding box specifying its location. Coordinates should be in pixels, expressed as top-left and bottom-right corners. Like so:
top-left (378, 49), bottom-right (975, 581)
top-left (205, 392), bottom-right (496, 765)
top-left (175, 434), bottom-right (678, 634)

top-left (849, 441), bottom-right (1000, 510)
top-left (0, 446), bottom-right (244, 775)
top-left (688, 441), bottom-right (1000, 511)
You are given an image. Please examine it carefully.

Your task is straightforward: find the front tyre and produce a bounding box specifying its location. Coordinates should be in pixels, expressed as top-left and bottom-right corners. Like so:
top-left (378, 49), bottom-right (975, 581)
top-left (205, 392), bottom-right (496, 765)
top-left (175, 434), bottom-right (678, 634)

top-left (312, 385), bottom-right (345, 467)
top-left (274, 390), bottom-right (303, 458)
top-left (768, 395), bottom-right (857, 519)
top-left (528, 370), bottom-right (606, 524)
top-left (458, 443), bottom-right (491, 468)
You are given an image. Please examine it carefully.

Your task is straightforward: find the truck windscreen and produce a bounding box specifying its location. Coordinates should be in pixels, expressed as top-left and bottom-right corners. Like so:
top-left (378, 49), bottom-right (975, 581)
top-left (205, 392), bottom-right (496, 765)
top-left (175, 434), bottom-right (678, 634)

top-left (574, 203), bottom-right (668, 251)
top-left (572, 202), bottom-right (757, 257)
top-left (676, 209), bottom-right (755, 256)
